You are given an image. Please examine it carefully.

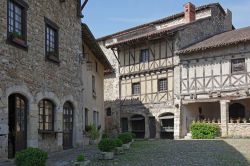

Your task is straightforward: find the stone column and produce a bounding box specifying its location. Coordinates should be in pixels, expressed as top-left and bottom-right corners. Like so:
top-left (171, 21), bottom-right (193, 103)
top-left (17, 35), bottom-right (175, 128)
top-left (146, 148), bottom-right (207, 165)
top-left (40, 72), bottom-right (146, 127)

top-left (220, 100), bottom-right (230, 137)
top-left (144, 116), bottom-right (150, 139)
top-left (27, 103), bottom-right (39, 148)
top-left (174, 103), bottom-right (181, 139)
top-left (155, 118), bottom-right (161, 139)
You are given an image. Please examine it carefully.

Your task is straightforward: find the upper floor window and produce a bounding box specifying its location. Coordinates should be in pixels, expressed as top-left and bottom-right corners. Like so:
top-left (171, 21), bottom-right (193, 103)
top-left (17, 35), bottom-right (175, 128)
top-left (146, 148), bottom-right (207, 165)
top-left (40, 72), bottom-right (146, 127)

top-left (92, 75), bottom-right (96, 97)
top-left (106, 107), bottom-right (112, 116)
top-left (93, 111), bottom-right (99, 128)
top-left (140, 49), bottom-right (149, 63)
top-left (7, 0), bottom-right (28, 48)
top-left (38, 99), bottom-right (54, 131)
top-left (85, 108), bottom-right (89, 127)
top-left (45, 18), bottom-right (59, 63)
top-left (158, 79), bottom-right (168, 92)
top-left (95, 61), bottom-right (98, 72)
top-left (231, 58), bottom-right (245, 74)
top-left (132, 83), bottom-right (140, 95)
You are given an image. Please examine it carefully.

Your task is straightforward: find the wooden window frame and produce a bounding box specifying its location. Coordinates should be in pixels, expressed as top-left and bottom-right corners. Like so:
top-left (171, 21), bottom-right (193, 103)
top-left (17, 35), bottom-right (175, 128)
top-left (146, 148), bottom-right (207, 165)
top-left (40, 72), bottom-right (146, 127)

top-left (7, 0), bottom-right (28, 49)
top-left (140, 49), bottom-right (150, 63)
top-left (231, 58), bottom-right (245, 74)
top-left (44, 17), bottom-right (60, 64)
top-left (38, 99), bottom-right (54, 132)
top-left (158, 79), bottom-right (168, 92)
top-left (132, 82), bottom-right (141, 95)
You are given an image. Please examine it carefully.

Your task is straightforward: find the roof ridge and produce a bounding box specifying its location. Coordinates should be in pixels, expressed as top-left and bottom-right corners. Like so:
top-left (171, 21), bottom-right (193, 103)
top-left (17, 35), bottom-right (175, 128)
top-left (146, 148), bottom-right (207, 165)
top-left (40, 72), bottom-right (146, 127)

top-left (97, 3), bottom-right (223, 41)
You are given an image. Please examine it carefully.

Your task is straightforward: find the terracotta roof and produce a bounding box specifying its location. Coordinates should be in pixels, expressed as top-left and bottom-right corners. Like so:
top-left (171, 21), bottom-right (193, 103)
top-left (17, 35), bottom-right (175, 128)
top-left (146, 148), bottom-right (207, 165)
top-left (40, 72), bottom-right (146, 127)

top-left (97, 3), bottom-right (225, 42)
top-left (176, 26), bottom-right (250, 55)
top-left (106, 17), bottom-right (211, 48)
top-left (81, 23), bottom-right (113, 72)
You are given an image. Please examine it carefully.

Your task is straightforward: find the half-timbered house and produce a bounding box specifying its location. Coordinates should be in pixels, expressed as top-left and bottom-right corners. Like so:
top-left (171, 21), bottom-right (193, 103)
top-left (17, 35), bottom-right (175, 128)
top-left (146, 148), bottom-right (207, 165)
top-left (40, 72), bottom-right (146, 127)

top-left (99, 2), bottom-right (233, 139)
top-left (177, 26), bottom-right (250, 138)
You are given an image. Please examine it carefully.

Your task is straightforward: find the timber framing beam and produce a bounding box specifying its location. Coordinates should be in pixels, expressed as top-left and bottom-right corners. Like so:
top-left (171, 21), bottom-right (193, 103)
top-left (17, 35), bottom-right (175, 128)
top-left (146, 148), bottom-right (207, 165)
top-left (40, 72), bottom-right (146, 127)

top-left (112, 48), bottom-right (121, 64)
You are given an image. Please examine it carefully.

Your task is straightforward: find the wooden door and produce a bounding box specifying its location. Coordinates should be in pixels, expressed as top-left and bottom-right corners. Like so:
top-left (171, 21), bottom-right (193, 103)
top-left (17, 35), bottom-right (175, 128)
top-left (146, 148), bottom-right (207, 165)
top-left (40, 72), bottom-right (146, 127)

top-left (121, 118), bottom-right (128, 132)
top-left (8, 94), bottom-right (27, 158)
top-left (63, 102), bottom-right (73, 150)
top-left (149, 117), bottom-right (156, 138)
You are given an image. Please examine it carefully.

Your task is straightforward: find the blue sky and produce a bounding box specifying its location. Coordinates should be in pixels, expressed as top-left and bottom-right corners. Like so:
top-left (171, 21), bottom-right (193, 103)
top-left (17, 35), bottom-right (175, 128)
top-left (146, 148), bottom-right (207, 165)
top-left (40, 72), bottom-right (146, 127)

top-left (82, 0), bottom-right (250, 38)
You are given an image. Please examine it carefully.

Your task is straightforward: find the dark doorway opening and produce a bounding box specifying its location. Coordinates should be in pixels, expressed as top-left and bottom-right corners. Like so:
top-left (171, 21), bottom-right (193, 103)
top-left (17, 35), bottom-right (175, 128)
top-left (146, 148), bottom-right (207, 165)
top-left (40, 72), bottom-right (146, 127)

top-left (121, 118), bottom-right (128, 133)
top-left (159, 113), bottom-right (174, 139)
top-left (229, 103), bottom-right (245, 121)
top-left (131, 115), bottom-right (145, 138)
top-left (8, 94), bottom-right (27, 158)
top-left (63, 102), bottom-right (74, 150)
top-left (149, 116), bottom-right (156, 138)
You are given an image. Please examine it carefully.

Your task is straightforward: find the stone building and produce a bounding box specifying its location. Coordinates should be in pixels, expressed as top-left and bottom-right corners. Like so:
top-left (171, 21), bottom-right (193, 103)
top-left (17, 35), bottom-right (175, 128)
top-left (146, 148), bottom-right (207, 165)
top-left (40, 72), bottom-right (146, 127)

top-left (0, 0), bottom-right (111, 159)
top-left (81, 24), bottom-right (113, 144)
top-left (99, 3), bottom-right (235, 139)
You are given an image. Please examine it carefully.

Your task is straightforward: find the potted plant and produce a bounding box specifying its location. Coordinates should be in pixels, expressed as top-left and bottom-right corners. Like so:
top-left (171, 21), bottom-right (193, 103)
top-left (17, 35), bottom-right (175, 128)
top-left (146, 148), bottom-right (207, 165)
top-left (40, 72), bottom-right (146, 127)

top-left (9, 31), bottom-right (26, 46)
top-left (89, 125), bottom-right (100, 145)
top-left (118, 132), bottom-right (132, 150)
top-left (74, 154), bottom-right (90, 166)
top-left (113, 138), bottom-right (124, 155)
top-left (98, 138), bottom-right (116, 160)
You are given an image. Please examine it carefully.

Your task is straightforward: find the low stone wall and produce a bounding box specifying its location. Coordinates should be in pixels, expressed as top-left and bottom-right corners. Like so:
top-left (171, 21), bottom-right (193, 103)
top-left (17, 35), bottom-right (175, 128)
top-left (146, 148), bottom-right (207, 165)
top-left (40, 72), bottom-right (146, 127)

top-left (228, 123), bottom-right (250, 138)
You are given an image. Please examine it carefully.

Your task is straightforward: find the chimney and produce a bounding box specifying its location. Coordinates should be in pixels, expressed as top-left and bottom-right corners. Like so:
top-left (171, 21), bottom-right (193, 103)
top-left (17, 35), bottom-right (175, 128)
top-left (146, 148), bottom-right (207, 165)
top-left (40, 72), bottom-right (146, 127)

top-left (224, 9), bottom-right (233, 31)
top-left (184, 2), bottom-right (196, 23)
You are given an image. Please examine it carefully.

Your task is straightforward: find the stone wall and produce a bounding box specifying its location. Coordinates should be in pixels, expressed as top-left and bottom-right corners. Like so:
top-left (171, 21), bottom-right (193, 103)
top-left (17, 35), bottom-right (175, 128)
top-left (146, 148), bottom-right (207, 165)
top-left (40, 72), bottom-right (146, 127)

top-left (228, 123), bottom-right (250, 138)
top-left (0, 0), bottom-right (84, 158)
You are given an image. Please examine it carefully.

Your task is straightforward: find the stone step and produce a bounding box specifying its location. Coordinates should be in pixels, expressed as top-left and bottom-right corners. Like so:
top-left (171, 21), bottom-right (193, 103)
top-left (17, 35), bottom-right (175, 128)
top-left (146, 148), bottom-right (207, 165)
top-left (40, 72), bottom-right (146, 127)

top-left (184, 133), bottom-right (192, 139)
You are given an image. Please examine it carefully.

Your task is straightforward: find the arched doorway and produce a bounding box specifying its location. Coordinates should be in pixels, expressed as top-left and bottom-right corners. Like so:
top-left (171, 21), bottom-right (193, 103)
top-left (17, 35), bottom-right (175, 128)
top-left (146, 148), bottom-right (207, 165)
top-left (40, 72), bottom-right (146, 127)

top-left (63, 102), bottom-right (74, 149)
top-left (8, 94), bottom-right (27, 158)
top-left (229, 103), bottom-right (245, 121)
top-left (131, 115), bottom-right (145, 138)
top-left (159, 113), bottom-right (174, 139)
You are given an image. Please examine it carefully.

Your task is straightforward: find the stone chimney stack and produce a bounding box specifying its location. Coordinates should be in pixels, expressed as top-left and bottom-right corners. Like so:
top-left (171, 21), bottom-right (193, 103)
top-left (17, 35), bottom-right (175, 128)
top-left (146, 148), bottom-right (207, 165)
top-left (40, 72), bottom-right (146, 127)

top-left (224, 9), bottom-right (233, 31)
top-left (184, 2), bottom-right (196, 23)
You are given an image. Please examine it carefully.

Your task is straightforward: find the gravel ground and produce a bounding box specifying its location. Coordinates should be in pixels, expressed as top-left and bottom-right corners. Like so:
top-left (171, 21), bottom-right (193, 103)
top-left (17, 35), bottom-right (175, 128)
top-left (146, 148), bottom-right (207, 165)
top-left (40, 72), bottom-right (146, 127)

top-left (90, 139), bottom-right (250, 166)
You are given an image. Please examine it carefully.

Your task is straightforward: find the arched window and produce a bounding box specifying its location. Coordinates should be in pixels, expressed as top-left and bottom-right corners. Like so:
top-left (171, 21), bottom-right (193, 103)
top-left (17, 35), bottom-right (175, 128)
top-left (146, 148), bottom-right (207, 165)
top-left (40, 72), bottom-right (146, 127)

top-left (63, 102), bottom-right (74, 132)
top-left (229, 103), bottom-right (245, 120)
top-left (106, 107), bottom-right (112, 116)
top-left (38, 99), bottom-right (54, 131)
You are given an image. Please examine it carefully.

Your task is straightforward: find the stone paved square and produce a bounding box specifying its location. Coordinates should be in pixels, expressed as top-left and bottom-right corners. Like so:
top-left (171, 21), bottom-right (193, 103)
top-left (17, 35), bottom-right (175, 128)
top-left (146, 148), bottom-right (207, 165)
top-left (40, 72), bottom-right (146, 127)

top-left (90, 139), bottom-right (250, 166)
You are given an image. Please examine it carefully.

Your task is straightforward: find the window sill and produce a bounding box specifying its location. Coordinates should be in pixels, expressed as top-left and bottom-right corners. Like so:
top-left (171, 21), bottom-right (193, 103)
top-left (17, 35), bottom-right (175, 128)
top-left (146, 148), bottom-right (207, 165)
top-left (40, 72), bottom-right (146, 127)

top-left (46, 54), bottom-right (60, 65)
top-left (6, 37), bottom-right (28, 50)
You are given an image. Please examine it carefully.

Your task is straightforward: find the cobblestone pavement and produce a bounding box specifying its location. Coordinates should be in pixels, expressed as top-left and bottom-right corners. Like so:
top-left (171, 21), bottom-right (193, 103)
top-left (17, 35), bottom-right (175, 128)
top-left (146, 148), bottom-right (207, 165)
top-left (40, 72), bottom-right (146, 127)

top-left (0, 139), bottom-right (249, 166)
top-left (0, 145), bottom-right (101, 166)
top-left (90, 139), bottom-right (250, 166)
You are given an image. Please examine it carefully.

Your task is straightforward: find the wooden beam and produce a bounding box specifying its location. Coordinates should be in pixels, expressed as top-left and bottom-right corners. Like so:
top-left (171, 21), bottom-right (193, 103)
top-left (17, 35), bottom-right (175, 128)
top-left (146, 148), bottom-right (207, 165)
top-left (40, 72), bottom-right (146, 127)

top-left (81, 0), bottom-right (89, 11)
top-left (112, 48), bottom-right (121, 64)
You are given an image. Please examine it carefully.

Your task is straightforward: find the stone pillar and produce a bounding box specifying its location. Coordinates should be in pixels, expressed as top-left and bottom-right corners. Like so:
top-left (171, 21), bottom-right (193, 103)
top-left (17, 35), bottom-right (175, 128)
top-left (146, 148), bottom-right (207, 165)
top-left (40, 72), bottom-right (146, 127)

top-left (144, 116), bottom-right (150, 139)
top-left (174, 103), bottom-right (181, 139)
top-left (27, 103), bottom-right (39, 148)
top-left (155, 118), bottom-right (161, 139)
top-left (220, 100), bottom-right (230, 137)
